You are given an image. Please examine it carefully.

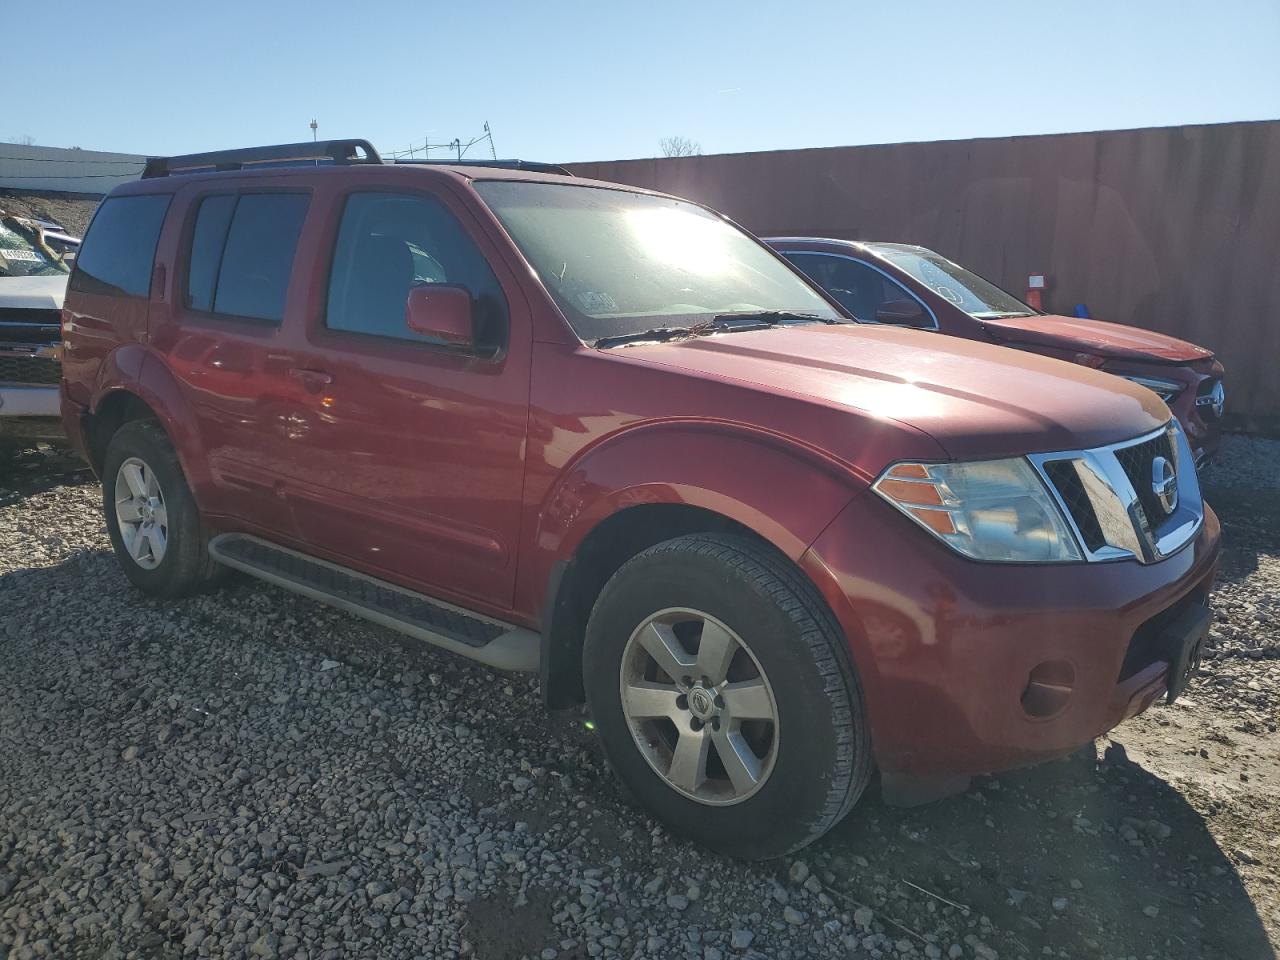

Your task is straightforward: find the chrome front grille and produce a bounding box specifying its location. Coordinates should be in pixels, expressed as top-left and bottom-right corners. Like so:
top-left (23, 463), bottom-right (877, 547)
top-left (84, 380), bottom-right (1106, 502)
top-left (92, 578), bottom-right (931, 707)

top-left (0, 354), bottom-right (60, 385)
top-left (1112, 430), bottom-right (1177, 533)
top-left (1040, 459), bottom-right (1107, 552)
top-left (0, 310), bottom-right (64, 386)
top-left (1030, 422), bottom-right (1203, 564)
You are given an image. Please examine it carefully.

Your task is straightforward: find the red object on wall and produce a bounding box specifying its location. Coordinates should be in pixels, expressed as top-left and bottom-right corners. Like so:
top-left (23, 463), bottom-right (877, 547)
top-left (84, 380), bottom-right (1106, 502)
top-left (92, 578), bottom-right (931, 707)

top-left (1026, 273), bottom-right (1046, 311)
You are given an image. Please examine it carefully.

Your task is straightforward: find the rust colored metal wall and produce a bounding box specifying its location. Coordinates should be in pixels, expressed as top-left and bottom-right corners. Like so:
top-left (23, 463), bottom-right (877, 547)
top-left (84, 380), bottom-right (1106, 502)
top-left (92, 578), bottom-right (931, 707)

top-left (570, 121), bottom-right (1280, 429)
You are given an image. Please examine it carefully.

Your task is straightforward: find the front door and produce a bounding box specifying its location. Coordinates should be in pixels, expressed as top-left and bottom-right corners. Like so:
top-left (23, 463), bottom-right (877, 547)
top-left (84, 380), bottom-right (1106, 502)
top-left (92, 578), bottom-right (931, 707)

top-left (278, 185), bottom-right (531, 610)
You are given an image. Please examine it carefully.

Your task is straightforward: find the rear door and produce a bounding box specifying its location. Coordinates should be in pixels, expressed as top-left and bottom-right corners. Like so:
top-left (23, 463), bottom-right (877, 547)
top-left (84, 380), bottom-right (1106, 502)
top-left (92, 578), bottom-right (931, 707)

top-left (274, 180), bottom-right (533, 610)
top-left (151, 184), bottom-right (313, 536)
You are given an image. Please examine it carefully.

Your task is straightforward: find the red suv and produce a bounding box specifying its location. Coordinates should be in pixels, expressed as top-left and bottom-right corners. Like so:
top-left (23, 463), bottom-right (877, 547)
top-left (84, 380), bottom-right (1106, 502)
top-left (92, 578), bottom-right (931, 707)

top-left (60, 140), bottom-right (1221, 858)
top-left (768, 239), bottom-right (1226, 465)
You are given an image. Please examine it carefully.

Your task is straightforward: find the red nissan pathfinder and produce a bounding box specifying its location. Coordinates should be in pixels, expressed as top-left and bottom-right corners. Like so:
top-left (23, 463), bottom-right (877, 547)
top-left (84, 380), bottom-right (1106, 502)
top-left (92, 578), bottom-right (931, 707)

top-left (769, 238), bottom-right (1226, 465)
top-left (60, 141), bottom-right (1221, 859)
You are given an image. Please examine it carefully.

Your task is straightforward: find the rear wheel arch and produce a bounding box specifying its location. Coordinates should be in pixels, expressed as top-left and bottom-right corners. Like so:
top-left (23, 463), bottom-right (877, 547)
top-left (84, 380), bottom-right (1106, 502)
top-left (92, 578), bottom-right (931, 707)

top-left (83, 389), bottom-right (159, 474)
top-left (85, 354), bottom-right (208, 500)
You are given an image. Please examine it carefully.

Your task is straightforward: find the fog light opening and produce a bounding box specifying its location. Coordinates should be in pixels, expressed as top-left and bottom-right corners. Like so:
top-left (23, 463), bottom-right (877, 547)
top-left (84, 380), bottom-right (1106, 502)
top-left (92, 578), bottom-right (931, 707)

top-left (1021, 660), bottom-right (1075, 718)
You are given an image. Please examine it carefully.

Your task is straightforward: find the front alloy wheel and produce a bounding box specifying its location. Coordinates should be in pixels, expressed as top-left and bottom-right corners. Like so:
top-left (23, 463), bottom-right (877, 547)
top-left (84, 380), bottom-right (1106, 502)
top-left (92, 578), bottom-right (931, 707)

top-left (584, 533), bottom-right (872, 859)
top-left (620, 608), bottom-right (779, 805)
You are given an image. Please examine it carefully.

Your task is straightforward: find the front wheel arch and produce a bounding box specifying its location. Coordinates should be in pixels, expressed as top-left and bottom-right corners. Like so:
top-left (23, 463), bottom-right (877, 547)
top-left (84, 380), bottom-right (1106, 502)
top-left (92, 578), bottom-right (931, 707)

top-left (540, 503), bottom-right (765, 709)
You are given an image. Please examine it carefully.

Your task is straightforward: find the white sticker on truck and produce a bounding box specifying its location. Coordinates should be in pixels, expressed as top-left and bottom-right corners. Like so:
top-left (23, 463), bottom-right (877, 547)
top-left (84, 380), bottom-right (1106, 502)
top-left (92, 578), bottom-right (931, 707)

top-left (0, 248), bottom-right (43, 262)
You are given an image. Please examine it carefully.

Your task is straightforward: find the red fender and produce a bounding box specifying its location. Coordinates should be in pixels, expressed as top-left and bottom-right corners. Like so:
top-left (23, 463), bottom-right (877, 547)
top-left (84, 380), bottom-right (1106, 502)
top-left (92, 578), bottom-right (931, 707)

top-left (515, 421), bottom-right (864, 618)
top-left (91, 346), bottom-right (213, 508)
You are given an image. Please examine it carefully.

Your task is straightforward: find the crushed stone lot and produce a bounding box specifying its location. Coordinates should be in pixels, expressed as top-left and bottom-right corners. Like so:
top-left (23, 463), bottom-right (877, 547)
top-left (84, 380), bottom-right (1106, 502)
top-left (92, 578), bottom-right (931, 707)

top-left (0, 437), bottom-right (1277, 960)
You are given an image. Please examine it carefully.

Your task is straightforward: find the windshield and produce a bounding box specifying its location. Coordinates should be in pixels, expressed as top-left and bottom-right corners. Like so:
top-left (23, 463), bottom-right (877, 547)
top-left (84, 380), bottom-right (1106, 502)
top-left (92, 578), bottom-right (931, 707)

top-left (0, 214), bottom-right (72, 278)
top-left (868, 245), bottom-right (1034, 318)
top-left (474, 181), bottom-right (841, 343)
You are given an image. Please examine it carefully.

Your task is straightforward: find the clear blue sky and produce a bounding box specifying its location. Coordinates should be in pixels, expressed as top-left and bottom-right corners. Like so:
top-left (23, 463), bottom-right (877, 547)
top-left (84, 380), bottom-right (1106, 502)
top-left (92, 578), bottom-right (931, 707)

top-left (7, 0), bottom-right (1279, 162)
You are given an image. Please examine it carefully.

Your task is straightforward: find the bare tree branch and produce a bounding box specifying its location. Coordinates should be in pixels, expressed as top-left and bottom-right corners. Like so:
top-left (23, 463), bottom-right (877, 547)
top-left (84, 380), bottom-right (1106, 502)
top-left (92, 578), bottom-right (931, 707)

top-left (660, 136), bottom-right (702, 158)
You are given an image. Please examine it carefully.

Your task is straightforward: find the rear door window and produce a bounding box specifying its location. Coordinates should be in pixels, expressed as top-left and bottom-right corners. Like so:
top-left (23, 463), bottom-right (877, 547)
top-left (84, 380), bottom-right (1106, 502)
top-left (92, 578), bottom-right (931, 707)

top-left (70, 195), bottom-right (171, 298)
top-left (185, 192), bottom-right (309, 323)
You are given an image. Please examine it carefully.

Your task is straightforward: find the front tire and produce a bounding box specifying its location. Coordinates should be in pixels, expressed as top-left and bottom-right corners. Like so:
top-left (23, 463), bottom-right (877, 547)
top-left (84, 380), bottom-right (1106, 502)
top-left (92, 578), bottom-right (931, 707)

top-left (102, 420), bottom-right (222, 598)
top-left (583, 533), bottom-right (872, 859)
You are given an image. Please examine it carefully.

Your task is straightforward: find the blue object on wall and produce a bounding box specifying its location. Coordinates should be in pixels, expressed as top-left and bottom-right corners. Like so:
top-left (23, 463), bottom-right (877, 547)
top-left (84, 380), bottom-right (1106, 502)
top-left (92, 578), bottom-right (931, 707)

top-left (1073, 303), bottom-right (1091, 318)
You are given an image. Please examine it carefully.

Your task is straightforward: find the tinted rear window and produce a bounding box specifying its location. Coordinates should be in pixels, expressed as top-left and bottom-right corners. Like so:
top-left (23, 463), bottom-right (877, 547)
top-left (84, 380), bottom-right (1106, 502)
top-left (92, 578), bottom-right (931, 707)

top-left (183, 193), bottom-right (309, 324)
top-left (186, 194), bottom-right (236, 312)
top-left (70, 195), bottom-right (171, 298)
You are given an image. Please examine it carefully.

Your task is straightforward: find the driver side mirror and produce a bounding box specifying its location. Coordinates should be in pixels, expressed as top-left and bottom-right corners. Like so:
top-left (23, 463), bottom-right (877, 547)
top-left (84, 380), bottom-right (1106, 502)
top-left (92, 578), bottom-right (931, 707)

top-left (406, 285), bottom-right (473, 346)
top-left (875, 299), bottom-right (931, 328)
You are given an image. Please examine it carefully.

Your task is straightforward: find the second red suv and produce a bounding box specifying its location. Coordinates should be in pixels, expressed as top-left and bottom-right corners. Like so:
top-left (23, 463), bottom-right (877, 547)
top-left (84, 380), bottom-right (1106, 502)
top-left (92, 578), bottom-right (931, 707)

top-left (769, 238), bottom-right (1226, 465)
top-left (61, 141), bottom-right (1220, 858)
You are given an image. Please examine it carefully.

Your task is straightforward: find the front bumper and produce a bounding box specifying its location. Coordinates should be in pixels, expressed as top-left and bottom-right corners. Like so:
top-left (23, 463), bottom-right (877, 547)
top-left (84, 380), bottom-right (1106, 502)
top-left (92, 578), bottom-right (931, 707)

top-left (0, 385), bottom-right (64, 440)
top-left (802, 492), bottom-right (1222, 781)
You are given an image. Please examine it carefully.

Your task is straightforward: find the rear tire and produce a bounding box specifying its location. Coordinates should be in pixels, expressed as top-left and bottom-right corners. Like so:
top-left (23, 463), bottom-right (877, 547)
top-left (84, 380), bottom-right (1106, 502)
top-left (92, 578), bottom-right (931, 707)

top-left (583, 533), bottom-right (872, 859)
top-left (102, 420), bottom-right (222, 598)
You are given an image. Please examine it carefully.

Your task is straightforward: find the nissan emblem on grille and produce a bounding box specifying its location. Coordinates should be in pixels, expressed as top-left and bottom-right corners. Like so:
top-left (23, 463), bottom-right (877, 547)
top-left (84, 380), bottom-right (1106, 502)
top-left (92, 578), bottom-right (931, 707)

top-left (1151, 456), bottom-right (1178, 515)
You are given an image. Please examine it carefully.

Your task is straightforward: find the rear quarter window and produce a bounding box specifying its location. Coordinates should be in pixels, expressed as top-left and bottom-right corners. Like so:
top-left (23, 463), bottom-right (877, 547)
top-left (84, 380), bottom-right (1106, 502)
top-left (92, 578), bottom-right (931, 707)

top-left (70, 195), bottom-right (171, 298)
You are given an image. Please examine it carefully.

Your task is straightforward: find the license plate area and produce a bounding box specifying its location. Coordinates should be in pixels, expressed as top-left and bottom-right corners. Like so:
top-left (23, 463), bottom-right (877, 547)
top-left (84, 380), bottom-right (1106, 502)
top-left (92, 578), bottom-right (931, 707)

top-left (1160, 602), bottom-right (1211, 703)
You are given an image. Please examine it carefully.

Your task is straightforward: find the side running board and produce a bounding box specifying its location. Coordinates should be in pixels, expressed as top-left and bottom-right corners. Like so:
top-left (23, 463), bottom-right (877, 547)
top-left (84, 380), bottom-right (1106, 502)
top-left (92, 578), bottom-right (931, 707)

top-left (208, 533), bottom-right (540, 673)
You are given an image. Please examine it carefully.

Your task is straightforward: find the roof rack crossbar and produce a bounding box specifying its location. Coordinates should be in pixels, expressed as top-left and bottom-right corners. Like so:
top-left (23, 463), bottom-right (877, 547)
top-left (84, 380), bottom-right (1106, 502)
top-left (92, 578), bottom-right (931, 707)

top-left (390, 158), bottom-right (573, 176)
top-left (142, 139), bottom-right (381, 178)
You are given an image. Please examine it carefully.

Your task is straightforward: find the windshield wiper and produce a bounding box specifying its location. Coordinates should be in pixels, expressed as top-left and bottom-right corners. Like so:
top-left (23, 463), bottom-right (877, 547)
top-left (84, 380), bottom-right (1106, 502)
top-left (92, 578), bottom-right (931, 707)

top-left (972, 310), bottom-right (1035, 319)
top-left (593, 311), bottom-right (838, 349)
top-left (593, 320), bottom-right (718, 349)
top-left (712, 310), bottom-right (838, 326)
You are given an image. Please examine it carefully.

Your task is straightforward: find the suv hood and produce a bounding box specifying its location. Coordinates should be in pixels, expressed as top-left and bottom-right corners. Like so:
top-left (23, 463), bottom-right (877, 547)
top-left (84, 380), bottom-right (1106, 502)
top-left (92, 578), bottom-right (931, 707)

top-left (981, 313), bottom-right (1212, 363)
top-left (0, 274), bottom-right (68, 310)
top-left (621, 324), bottom-right (1169, 460)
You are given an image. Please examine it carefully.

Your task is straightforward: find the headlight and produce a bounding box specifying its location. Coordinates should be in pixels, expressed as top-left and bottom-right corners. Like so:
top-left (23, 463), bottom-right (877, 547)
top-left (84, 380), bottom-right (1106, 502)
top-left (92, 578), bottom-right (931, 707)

top-left (1118, 374), bottom-right (1182, 402)
top-left (873, 458), bottom-right (1083, 562)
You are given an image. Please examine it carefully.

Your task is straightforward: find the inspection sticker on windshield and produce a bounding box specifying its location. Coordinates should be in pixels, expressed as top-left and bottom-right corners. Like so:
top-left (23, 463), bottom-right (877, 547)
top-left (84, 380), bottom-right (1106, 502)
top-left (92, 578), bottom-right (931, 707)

top-left (0, 248), bottom-right (43, 263)
top-left (578, 290), bottom-right (618, 312)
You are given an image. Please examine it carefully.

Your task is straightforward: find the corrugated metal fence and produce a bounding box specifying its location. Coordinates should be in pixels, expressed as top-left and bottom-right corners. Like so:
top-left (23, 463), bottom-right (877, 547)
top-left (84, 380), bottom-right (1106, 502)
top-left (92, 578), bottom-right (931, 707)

top-left (569, 120), bottom-right (1280, 429)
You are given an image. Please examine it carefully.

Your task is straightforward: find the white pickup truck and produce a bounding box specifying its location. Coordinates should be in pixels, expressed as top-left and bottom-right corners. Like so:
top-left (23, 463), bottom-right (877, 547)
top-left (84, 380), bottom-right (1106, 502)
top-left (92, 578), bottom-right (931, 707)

top-left (0, 212), bottom-right (77, 450)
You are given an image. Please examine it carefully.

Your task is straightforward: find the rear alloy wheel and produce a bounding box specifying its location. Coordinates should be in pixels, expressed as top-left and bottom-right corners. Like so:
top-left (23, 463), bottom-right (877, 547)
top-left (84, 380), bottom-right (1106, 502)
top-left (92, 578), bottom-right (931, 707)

top-left (113, 456), bottom-right (169, 570)
top-left (102, 420), bottom-right (223, 598)
top-left (584, 533), bottom-right (872, 859)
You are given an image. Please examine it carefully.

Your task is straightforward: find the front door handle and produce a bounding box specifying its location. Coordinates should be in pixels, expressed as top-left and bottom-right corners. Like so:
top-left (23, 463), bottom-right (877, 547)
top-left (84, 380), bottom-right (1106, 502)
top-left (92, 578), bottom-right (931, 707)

top-left (288, 367), bottom-right (333, 391)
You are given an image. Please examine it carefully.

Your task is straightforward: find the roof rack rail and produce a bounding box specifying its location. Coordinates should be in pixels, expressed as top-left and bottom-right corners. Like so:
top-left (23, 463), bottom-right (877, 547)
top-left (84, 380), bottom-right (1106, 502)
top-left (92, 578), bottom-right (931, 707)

top-left (391, 158), bottom-right (574, 177)
top-left (142, 139), bottom-right (381, 179)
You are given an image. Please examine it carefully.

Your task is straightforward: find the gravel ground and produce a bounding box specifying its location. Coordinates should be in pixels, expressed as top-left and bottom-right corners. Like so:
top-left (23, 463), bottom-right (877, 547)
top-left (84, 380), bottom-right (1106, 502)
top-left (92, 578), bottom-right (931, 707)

top-left (0, 437), bottom-right (1277, 960)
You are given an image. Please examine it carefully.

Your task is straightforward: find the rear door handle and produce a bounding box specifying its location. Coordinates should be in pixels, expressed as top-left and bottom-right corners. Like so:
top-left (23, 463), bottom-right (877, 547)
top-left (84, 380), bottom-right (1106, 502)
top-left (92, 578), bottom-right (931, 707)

top-left (288, 367), bottom-right (333, 390)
